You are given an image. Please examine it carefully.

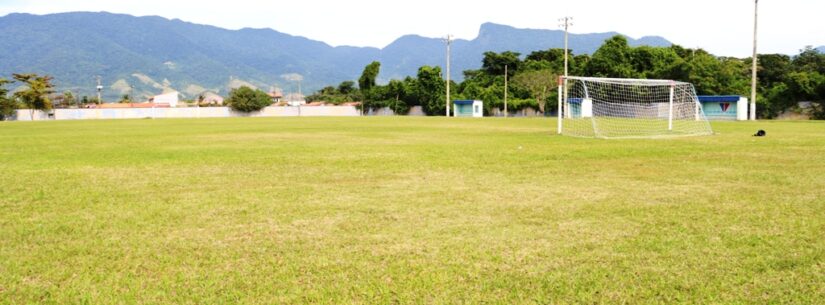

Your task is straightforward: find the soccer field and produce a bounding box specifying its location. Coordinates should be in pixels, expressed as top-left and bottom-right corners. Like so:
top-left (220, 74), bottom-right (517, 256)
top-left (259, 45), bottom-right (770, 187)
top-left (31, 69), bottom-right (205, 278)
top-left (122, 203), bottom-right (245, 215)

top-left (1, 117), bottom-right (824, 304)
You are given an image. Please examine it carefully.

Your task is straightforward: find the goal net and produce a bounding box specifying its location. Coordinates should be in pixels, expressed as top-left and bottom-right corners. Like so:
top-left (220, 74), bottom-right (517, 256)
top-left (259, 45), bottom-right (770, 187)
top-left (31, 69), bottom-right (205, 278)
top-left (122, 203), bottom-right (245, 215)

top-left (556, 77), bottom-right (713, 139)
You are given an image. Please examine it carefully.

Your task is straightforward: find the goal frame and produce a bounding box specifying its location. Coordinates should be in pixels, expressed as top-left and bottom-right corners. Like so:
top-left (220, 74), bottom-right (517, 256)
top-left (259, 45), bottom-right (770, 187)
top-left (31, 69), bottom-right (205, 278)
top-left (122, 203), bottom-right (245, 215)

top-left (556, 76), bottom-right (713, 139)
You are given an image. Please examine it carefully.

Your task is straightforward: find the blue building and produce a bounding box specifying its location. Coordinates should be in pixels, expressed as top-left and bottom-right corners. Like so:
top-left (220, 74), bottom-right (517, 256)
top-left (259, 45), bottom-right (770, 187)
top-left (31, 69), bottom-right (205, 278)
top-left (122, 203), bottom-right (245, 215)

top-left (453, 100), bottom-right (483, 117)
top-left (697, 96), bottom-right (748, 121)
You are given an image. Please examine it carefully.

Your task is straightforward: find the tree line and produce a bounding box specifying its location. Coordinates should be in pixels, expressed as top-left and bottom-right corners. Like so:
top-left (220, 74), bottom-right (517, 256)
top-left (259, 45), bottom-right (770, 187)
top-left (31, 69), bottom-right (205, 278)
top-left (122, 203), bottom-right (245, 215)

top-left (3, 35), bottom-right (824, 120)
top-left (308, 35), bottom-right (825, 119)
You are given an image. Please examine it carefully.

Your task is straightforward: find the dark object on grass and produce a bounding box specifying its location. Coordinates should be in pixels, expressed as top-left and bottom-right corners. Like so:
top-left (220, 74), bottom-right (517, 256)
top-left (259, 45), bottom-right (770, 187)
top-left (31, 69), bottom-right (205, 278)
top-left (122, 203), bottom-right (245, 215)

top-left (753, 130), bottom-right (766, 137)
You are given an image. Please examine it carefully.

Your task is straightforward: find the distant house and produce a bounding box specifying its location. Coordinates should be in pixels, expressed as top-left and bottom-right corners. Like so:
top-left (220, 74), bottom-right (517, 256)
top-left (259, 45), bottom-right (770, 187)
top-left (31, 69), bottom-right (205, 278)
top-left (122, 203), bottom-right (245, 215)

top-left (268, 89), bottom-right (284, 103)
top-left (149, 91), bottom-right (180, 107)
top-left (200, 92), bottom-right (224, 105)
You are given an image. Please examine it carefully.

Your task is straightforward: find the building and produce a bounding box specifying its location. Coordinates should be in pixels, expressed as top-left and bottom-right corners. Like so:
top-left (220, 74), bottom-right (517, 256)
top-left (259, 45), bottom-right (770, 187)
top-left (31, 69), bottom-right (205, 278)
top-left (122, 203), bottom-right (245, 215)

top-left (149, 91), bottom-right (180, 108)
top-left (201, 92), bottom-right (224, 105)
top-left (453, 100), bottom-right (483, 117)
top-left (283, 93), bottom-right (306, 106)
top-left (268, 89), bottom-right (284, 103)
top-left (697, 96), bottom-right (748, 121)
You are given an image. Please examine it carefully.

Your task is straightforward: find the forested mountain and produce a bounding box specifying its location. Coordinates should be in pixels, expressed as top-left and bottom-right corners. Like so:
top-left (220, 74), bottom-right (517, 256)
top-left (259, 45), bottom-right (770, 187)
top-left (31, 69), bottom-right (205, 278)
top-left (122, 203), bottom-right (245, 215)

top-left (0, 12), bottom-right (670, 100)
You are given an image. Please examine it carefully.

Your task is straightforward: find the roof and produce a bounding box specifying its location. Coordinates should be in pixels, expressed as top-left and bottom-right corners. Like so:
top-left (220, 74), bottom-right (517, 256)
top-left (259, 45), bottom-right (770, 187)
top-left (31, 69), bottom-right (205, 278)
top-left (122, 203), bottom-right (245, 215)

top-left (697, 95), bottom-right (742, 103)
top-left (453, 100), bottom-right (479, 105)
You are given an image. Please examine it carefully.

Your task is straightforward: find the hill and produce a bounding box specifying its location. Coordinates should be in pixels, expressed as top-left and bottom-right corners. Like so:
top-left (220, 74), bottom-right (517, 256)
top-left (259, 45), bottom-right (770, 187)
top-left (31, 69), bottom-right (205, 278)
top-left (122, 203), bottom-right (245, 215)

top-left (0, 12), bottom-right (672, 100)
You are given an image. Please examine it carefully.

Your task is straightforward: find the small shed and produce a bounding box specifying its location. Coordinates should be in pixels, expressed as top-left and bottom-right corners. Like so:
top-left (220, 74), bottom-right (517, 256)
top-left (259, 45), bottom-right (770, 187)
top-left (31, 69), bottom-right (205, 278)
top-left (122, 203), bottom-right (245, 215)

top-left (697, 96), bottom-right (748, 121)
top-left (453, 100), bottom-right (483, 117)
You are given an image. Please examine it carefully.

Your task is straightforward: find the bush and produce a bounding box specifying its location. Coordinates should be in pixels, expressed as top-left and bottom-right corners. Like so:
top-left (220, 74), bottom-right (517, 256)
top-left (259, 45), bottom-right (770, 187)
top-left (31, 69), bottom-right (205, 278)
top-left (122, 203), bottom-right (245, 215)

top-left (225, 86), bottom-right (272, 112)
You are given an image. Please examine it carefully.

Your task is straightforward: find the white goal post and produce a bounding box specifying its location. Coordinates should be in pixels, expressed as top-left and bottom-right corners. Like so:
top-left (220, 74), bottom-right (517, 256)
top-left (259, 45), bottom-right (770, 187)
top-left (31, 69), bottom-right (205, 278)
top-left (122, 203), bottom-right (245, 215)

top-left (557, 76), bottom-right (713, 139)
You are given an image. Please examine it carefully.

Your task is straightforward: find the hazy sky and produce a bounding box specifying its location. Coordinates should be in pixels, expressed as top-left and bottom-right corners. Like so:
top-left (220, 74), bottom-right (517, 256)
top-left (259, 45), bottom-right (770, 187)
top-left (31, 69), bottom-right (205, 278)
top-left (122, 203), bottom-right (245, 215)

top-left (1, 0), bottom-right (822, 57)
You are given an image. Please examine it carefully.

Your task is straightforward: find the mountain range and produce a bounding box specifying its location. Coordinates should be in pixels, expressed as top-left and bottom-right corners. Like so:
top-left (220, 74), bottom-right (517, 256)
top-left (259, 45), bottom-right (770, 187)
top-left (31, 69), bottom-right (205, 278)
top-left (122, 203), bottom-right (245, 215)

top-left (0, 12), bottom-right (672, 100)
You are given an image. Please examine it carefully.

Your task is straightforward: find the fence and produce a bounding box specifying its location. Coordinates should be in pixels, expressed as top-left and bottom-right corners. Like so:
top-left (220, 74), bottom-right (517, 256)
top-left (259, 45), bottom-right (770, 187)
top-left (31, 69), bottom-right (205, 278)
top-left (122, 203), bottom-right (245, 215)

top-left (12, 106), bottom-right (360, 121)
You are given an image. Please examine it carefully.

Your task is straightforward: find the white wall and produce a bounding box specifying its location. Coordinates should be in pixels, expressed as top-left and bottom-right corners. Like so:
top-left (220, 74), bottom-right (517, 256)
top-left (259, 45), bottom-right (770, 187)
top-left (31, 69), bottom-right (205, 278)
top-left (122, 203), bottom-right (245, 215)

top-left (13, 106), bottom-right (360, 121)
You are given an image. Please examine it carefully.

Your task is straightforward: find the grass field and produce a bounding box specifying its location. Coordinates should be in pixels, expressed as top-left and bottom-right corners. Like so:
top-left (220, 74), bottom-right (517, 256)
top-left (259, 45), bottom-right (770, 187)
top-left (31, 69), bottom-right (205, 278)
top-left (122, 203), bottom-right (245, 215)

top-left (1, 117), bottom-right (824, 304)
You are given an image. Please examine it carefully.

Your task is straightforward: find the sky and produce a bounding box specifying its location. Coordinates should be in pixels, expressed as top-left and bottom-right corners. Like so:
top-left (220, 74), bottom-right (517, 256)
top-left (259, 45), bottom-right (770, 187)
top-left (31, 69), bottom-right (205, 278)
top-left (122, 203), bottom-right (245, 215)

top-left (1, 0), bottom-right (823, 57)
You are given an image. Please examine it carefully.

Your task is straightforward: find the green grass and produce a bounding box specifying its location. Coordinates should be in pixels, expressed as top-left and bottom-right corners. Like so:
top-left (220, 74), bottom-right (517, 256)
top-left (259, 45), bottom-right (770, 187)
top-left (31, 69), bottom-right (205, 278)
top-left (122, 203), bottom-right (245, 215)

top-left (1, 117), bottom-right (824, 304)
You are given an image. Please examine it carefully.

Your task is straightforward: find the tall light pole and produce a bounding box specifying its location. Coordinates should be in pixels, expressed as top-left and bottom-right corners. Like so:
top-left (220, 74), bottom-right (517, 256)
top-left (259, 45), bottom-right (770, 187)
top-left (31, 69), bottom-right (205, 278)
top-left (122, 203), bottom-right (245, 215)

top-left (96, 75), bottom-right (103, 104)
top-left (559, 17), bottom-right (573, 78)
top-left (445, 34), bottom-right (453, 117)
top-left (750, 0), bottom-right (759, 120)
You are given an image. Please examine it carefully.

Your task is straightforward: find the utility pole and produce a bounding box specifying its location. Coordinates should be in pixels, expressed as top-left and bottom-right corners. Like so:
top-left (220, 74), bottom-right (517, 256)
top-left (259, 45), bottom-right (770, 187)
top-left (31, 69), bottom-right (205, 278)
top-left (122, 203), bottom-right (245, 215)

top-left (750, 0), bottom-right (759, 120)
top-left (504, 64), bottom-right (509, 117)
top-left (445, 34), bottom-right (453, 117)
top-left (559, 17), bottom-right (573, 122)
top-left (96, 75), bottom-right (103, 104)
top-left (559, 17), bottom-right (573, 78)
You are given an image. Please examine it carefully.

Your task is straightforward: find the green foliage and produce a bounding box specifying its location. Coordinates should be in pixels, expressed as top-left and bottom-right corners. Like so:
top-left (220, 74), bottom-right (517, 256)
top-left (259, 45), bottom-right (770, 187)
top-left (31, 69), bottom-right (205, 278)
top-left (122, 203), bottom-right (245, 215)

top-left (586, 36), bottom-right (635, 78)
top-left (415, 66), bottom-right (446, 115)
top-left (0, 78), bottom-right (17, 120)
top-left (304, 37), bottom-right (825, 119)
top-left (225, 86), bottom-right (272, 112)
top-left (482, 51), bottom-right (521, 77)
top-left (512, 69), bottom-right (557, 113)
top-left (358, 61), bottom-right (381, 92)
top-left (12, 73), bottom-right (54, 119)
top-left (338, 81), bottom-right (356, 95)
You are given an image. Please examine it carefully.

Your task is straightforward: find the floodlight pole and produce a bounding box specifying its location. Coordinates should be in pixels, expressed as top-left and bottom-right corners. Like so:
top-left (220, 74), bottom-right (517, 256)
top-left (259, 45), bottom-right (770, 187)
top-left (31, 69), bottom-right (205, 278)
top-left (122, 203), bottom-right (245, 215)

top-left (749, 0), bottom-right (758, 120)
top-left (445, 35), bottom-right (453, 117)
top-left (96, 75), bottom-right (103, 104)
top-left (560, 17), bottom-right (573, 78)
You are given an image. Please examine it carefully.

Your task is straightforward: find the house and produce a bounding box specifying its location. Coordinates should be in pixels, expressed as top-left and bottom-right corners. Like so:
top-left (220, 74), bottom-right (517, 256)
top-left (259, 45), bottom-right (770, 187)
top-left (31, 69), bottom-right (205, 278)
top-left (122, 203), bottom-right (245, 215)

top-left (200, 92), bottom-right (224, 105)
top-left (149, 91), bottom-right (180, 107)
top-left (268, 89), bottom-right (284, 103)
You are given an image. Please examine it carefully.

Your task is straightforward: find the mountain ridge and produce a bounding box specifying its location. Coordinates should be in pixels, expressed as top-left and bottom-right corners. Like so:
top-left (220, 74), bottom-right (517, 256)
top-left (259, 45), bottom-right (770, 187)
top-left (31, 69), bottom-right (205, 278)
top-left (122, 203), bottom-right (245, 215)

top-left (0, 12), bottom-right (672, 100)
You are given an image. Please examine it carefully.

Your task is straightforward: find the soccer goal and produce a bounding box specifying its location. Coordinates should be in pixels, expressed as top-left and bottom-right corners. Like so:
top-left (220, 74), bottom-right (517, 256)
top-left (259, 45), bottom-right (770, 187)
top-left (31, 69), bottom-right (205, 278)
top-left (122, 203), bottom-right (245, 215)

top-left (556, 76), bottom-right (713, 139)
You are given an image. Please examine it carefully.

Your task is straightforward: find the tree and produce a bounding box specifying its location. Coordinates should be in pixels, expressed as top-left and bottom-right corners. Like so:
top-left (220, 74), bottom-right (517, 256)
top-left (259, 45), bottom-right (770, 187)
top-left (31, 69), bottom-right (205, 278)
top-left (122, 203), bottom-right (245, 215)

top-left (512, 69), bottom-right (556, 114)
top-left (0, 78), bottom-right (16, 120)
top-left (482, 51), bottom-right (521, 77)
top-left (415, 66), bottom-right (446, 115)
top-left (585, 35), bottom-right (635, 78)
top-left (118, 94), bottom-right (132, 103)
top-left (384, 79), bottom-right (407, 114)
top-left (338, 81), bottom-right (356, 95)
top-left (225, 86), bottom-right (272, 112)
top-left (12, 73), bottom-right (54, 120)
top-left (358, 61), bottom-right (381, 92)
top-left (358, 61), bottom-right (382, 109)
top-left (63, 91), bottom-right (77, 107)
